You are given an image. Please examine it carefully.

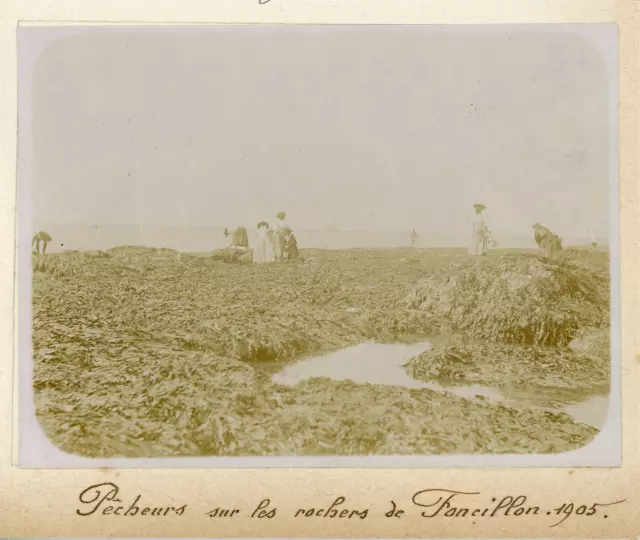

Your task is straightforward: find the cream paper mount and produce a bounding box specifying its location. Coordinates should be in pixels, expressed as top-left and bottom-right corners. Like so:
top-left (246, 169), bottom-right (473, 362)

top-left (1, 1), bottom-right (639, 538)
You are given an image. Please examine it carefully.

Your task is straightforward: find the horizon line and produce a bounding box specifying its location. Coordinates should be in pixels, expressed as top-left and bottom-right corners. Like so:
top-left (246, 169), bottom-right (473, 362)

top-left (33, 222), bottom-right (609, 240)
top-left (44, 243), bottom-right (610, 254)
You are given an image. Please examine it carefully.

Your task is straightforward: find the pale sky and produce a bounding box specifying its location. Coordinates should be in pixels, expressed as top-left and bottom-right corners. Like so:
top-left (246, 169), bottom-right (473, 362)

top-left (27, 26), bottom-right (612, 239)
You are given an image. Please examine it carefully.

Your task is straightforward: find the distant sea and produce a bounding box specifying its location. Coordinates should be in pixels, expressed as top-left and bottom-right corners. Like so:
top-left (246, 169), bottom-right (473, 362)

top-left (32, 224), bottom-right (603, 254)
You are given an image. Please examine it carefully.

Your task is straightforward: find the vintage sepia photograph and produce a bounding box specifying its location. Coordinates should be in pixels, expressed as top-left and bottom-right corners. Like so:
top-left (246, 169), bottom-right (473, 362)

top-left (17, 24), bottom-right (619, 467)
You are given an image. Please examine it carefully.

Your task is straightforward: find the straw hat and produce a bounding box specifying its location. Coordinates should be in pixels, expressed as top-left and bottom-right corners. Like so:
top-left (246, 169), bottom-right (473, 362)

top-left (473, 203), bottom-right (486, 212)
top-left (276, 212), bottom-right (286, 219)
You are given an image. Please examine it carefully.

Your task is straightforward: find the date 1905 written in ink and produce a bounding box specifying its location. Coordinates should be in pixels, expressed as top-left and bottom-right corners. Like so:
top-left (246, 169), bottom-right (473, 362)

top-left (549, 500), bottom-right (627, 528)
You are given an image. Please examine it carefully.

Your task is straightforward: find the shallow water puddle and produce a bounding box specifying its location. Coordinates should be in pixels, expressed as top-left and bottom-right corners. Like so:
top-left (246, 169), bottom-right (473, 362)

top-left (562, 395), bottom-right (609, 429)
top-left (272, 341), bottom-right (609, 430)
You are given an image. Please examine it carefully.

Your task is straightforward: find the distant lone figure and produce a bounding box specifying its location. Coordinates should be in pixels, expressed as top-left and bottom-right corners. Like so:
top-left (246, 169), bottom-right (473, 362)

top-left (253, 222), bottom-right (275, 263)
top-left (411, 229), bottom-right (418, 248)
top-left (532, 223), bottom-right (562, 260)
top-left (32, 231), bottom-right (52, 255)
top-left (589, 230), bottom-right (598, 252)
top-left (223, 226), bottom-right (249, 250)
top-left (469, 204), bottom-right (488, 256)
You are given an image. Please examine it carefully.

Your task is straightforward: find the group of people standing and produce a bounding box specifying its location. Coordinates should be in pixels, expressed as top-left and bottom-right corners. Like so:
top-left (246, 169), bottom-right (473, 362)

top-left (224, 212), bottom-right (299, 264)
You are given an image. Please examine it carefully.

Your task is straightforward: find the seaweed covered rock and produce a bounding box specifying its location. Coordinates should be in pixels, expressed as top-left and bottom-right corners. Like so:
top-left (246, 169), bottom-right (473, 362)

top-left (405, 255), bottom-right (609, 346)
top-left (32, 252), bottom-right (89, 278)
top-left (85, 250), bottom-right (111, 258)
top-left (107, 246), bottom-right (178, 256)
top-left (212, 247), bottom-right (253, 264)
top-left (239, 251), bottom-right (254, 265)
top-left (405, 342), bottom-right (610, 390)
top-left (568, 327), bottom-right (610, 360)
top-left (35, 345), bottom-right (600, 457)
top-left (32, 247), bottom-right (604, 457)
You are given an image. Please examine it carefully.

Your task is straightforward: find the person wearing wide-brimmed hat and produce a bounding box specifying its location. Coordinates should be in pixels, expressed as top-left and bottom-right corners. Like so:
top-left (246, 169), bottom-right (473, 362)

top-left (469, 203), bottom-right (489, 256)
top-left (273, 212), bottom-right (289, 261)
top-left (283, 226), bottom-right (300, 262)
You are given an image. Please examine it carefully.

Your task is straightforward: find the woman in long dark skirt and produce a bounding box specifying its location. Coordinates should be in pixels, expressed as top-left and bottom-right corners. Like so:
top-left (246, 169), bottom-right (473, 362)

top-left (284, 229), bottom-right (299, 262)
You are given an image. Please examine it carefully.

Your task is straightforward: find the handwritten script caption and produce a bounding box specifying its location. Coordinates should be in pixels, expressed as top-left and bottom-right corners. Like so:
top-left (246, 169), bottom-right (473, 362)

top-left (77, 483), bottom-right (625, 529)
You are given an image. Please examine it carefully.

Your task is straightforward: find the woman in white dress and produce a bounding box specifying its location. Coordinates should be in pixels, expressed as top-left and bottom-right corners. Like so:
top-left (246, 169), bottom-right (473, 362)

top-left (469, 203), bottom-right (488, 256)
top-left (253, 221), bottom-right (275, 263)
